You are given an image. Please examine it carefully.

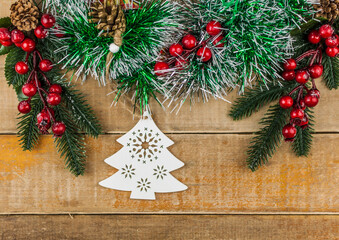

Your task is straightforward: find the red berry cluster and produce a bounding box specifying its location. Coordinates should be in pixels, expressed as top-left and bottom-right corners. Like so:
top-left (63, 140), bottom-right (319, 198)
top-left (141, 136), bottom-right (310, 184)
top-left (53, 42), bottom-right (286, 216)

top-left (154, 20), bottom-right (224, 76)
top-left (0, 14), bottom-right (56, 48)
top-left (278, 23), bottom-right (338, 142)
top-left (308, 24), bottom-right (338, 57)
top-left (1, 14), bottom-right (66, 137)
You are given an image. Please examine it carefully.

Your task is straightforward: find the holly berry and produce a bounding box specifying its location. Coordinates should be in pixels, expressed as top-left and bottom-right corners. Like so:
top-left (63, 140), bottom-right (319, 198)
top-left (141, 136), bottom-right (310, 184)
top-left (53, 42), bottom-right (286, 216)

top-left (154, 62), bottom-right (169, 76)
top-left (279, 96), bottom-right (294, 109)
top-left (309, 89), bottom-right (320, 99)
top-left (282, 124), bottom-right (297, 141)
top-left (0, 28), bottom-right (11, 41)
top-left (34, 25), bottom-right (48, 39)
top-left (41, 14), bottom-right (56, 29)
top-left (319, 24), bottom-right (334, 39)
top-left (326, 47), bottom-right (339, 57)
top-left (282, 70), bottom-right (295, 81)
top-left (0, 40), bottom-right (13, 47)
top-left (52, 122), bottom-right (66, 137)
top-left (21, 38), bottom-right (36, 52)
top-left (308, 64), bottom-right (323, 78)
top-left (304, 94), bottom-right (319, 107)
top-left (290, 108), bottom-right (304, 119)
top-left (18, 100), bottom-right (31, 114)
top-left (196, 47), bottom-right (212, 62)
top-left (308, 30), bottom-right (321, 44)
top-left (212, 35), bottom-right (224, 48)
top-left (325, 34), bottom-right (339, 47)
top-left (37, 111), bottom-right (50, 123)
top-left (47, 93), bottom-right (62, 106)
top-left (14, 42), bottom-right (21, 48)
top-left (206, 20), bottom-right (222, 36)
top-left (15, 61), bottom-right (29, 75)
top-left (169, 43), bottom-right (184, 57)
top-left (49, 84), bottom-right (62, 94)
top-left (182, 34), bottom-right (197, 49)
top-left (295, 70), bottom-right (310, 84)
top-left (39, 59), bottom-right (53, 72)
top-left (11, 29), bottom-right (25, 43)
top-left (22, 83), bottom-right (37, 97)
top-left (299, 99), bottom-right (306, 110)
top-left (283, 59), bottom-right (297, 70)
top-left (175, 59), bottom-right (188, 70)
top-left (299, 116), bottom-right (309, 129)
top-left (54, 26), bottom-right (65, 38)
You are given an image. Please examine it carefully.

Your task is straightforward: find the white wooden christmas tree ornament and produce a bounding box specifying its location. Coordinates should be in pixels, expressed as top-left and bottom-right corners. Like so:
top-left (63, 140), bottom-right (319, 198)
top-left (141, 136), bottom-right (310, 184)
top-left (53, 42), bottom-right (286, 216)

top-left (99, 111), bottom-right (187, 200)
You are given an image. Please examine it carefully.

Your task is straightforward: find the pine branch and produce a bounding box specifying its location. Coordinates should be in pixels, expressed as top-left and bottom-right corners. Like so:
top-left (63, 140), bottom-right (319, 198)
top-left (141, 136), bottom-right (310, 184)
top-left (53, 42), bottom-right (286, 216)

top-left (54, 104), bottom-right (86, 176)
top-left (0, 45), bottom-right (14, 56)
top-left (230, 81), bottom-right (296, 120)
top-left (17, 98), bottom-right (43, 151)
top-left (61, 86), bottom-right (102, 137)
top-left (292, 109), bottom-right (314, 157)
top-left (247, 104), bottom-right (289, 171)
top-left (322, 55), bottom-right (339, 90)
top-left (5, 48), bottom-right (27, 87)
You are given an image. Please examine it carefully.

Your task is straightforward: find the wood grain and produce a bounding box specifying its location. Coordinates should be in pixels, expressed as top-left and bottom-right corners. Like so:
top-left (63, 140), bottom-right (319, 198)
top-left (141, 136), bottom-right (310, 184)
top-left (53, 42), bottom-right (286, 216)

top-left (1, 134), bottom-right (338, 213)
top-left (0, 215), bottom-right (338, 240)
top-left (1, 55), bottom-right (339, 134)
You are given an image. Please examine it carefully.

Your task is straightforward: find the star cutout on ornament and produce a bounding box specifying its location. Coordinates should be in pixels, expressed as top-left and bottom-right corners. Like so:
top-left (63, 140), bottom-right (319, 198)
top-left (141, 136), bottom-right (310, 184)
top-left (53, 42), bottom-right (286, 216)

top-left (121, 164), bottom-right (136, 179)
top-left (137, 178), bottom-right (151, 192)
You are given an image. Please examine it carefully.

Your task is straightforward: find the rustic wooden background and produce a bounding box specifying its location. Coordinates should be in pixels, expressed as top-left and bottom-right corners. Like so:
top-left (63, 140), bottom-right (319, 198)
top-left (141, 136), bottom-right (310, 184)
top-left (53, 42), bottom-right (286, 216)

top-left (0, 1), bottom-right (338, 239)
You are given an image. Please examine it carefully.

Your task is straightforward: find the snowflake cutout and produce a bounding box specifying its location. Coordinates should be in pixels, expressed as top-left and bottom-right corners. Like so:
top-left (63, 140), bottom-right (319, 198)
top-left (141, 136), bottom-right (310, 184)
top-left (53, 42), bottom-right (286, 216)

top-left (137, 178), bottom-right (151, 192)
top-left (153, 165), bottom-right (168, 180)
top-left (128, 128), bottom-right (163, 164)
top-left (121, 164), bottom-right (135, 179)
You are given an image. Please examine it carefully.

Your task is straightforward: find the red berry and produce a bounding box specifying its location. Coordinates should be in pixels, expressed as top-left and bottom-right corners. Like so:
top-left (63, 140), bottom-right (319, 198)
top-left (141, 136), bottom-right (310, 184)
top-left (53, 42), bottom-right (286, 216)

top-left (0, 28), bottom-right (11, 41)
top-left (279, 96), bottom-right (294, 109)
top-left (182, 34), bottom-right (197, 49)
top-left (21, 38), bottom-right (35, 52)
top-left (15, 61), bottom-right (29, 75)
top-left (295, 70), bottom-right (310, 84)
top-left (283, 59), bottom-right (297, 70)
top-left (282, 70), bottom-right (295, 81)
top-left (325, 34), bottom-right (339, 47)
top-left (37, 111), bottom-right (50, 124)
top-left (49, 84), bottom-right (62, 94)
top-left (308, 64), bottom-right (323, 78)
top-left (282, 124), bottom-right (297, 141)
top-left (47, 93), bottom-right (62, 106)
top-left (212, 35), bottom-right (224, 48)
top-left (309, 89), bottom-right (320, 99)
top-left (22, 83), bottom-right (37, 97)
top-left (0, 40), bottom-right (13, 47)
top-left (206, 20), bottom-right (222, 36)
top-left (299, 99), bottom-right (306, 110)
top-left (298, 116), bottom-right (309, 128)
top-left (326, 47), bottom-right (339, 57)
top-left (154, 62), bottom-right (169, 76)
top-left (319, 24), bottom-right (334, 39)
top-left (169, 43), bottom-right (184, 57)
top-left (11, 29), bottom-right (25, 43)
top-left (308, 30), bottom-right (321, 44)
top-left (52, 122), bottom-right (66, 137)
top-left (304, 94), bottom-right (319, 107)
top-left (175, 59), bottom-right (188, 70)
top-left (39, 59), bottom-right (53, 72)
top-left (14, 42), bottom-right (21, 47)
top-left (41, 14), bottom-right (56, 29)
top-left (290, 108), bottom-right (304, 119)
top-left (196, 47), bottom-right (212, 62)
top-left (18, 100), bottom-right (31, 114)
top-left (34, 25), bottom-right (48, 39)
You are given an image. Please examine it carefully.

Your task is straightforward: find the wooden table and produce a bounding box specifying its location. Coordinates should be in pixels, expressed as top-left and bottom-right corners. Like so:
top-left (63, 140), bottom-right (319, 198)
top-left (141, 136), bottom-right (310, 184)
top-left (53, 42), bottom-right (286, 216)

top-left (1, 1), bottom-right (338, 239)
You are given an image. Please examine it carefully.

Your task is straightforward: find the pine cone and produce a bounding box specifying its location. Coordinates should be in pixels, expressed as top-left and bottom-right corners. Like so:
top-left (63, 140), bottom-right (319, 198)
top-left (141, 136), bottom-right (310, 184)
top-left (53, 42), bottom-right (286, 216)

top-left (313, 0), bottom-right (339, 21)
top-left (88, 0), bottom-right (126, 47)
top-left (10, 0), bottom-right (40, 32)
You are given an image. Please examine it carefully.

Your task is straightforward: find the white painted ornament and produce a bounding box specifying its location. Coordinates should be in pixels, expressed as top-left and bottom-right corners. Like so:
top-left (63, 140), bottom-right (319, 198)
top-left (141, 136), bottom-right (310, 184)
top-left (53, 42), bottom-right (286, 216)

top-left (99, 111), bottom-right (187, 200)
top-left (109, 43), bottom-right (120, 53)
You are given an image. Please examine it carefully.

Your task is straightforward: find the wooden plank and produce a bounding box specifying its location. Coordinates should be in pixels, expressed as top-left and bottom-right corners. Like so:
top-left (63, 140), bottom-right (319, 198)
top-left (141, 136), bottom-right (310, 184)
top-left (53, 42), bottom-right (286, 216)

top-left (0, 134), bottom-right (338, 213)
top-left (0, 215), bottom-right (338, 240)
